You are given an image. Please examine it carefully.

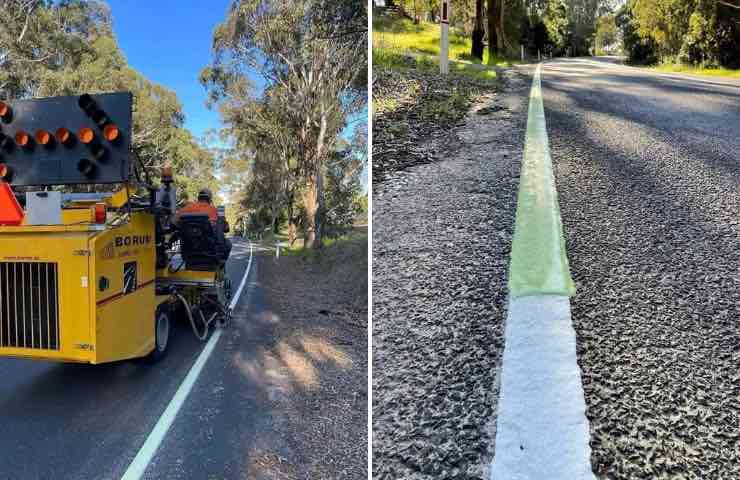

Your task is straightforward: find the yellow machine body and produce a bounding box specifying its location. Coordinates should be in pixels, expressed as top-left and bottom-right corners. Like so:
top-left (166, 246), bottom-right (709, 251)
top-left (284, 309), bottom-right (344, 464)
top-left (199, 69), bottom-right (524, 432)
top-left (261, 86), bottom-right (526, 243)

top-left (0, 209), bottom-right (167, 364)
top-left (0, 93), bottom-right (227, 365)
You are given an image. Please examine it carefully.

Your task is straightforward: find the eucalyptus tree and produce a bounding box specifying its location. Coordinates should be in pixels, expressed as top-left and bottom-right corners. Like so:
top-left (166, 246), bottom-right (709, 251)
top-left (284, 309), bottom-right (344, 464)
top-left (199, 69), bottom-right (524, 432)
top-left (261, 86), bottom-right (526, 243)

top-left (202, 0), bottom-right (367, 249)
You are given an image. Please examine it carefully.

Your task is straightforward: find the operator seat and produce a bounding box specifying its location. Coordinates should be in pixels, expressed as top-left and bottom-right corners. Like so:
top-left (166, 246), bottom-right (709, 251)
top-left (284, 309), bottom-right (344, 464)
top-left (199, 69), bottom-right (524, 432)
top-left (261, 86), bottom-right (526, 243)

top-left (177, 214), bottom-right (227, 271)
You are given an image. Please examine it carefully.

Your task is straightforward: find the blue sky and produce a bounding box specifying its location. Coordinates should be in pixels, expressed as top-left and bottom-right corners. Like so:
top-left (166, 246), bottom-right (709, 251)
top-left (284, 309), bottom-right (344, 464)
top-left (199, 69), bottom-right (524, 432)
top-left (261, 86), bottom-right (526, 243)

top-left (108, 0), bottom-right (367, 191)
top-left (108, 0), bottom-right (366, 143)
top-left (108, 0), bottom-right (232, 140)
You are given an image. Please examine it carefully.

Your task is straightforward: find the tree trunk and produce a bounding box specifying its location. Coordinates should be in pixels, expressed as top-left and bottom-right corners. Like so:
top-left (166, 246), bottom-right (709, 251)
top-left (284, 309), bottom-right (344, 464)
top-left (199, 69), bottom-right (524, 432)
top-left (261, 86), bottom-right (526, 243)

top-left (287, 193), bottom-right (297, 246)
top-left (303, 108), bottom-right (329, 250)
top-left (486, 0), bottom-right (498, 61)
top-left (303, 175), bottom-right (319, 249)
top-left (498, 0), bottom-right (507, 53)
top-left (471, 0), bottom-right (485, 61)
top-left (271, 211), bottom-right (279, 234)
top-left (315, 168), bottom-right (324, 248)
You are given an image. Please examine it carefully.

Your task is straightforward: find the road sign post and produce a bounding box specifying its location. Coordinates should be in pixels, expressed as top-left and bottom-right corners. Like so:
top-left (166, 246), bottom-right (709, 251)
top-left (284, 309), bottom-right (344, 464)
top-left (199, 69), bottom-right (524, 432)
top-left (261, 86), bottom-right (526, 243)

top-left (440, 0), bottom-right (450, 74)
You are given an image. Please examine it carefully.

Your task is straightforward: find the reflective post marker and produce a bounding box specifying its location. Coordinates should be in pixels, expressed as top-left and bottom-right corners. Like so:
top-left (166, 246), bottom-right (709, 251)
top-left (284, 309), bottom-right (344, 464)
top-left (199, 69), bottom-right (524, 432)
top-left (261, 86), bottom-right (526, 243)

top-left (440, 0), bottom-right (449, 74)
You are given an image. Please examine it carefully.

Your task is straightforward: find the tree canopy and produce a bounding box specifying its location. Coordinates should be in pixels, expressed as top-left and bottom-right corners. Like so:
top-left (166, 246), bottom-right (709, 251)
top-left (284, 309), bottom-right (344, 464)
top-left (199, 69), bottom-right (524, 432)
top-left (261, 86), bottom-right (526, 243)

top-left (619, 0), bottom-right (740, 66)
top-left (382, 0), bottom-right (740, 64)
top-left (202, 0), bottom-right (368, 248)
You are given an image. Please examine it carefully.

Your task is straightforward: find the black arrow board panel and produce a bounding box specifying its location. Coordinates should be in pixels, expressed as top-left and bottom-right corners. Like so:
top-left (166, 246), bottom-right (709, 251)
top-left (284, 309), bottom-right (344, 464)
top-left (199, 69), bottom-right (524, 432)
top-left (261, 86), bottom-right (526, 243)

top-left (0, 92), bottom-right (132, 186)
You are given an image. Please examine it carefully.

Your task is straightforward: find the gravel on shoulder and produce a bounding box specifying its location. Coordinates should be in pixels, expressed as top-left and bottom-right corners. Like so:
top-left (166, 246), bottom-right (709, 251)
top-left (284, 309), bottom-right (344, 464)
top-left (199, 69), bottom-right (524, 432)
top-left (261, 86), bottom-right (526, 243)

top-left (250, 233), bottom-right (368, 479)
top-left (372, 67), bottom-right (533, 480)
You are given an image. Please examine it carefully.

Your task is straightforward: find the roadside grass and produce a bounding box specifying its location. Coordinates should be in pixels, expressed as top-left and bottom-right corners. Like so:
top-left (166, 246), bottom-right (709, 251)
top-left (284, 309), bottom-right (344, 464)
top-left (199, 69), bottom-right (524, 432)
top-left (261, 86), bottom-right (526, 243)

top-left (373, 15), bottom-right (507, 179)
top-left (373, 47), bottom-right (496, 124)
top-left (373, 15), bottom-right (515, 68)
top-left (373, 47), bottom-right (498, 85)
top-left (254, 222), bottom-right (366, 254)
top-left (651, 64), bottom-right (740, 78)
top-left (286, 226), bottom-right (367, 262)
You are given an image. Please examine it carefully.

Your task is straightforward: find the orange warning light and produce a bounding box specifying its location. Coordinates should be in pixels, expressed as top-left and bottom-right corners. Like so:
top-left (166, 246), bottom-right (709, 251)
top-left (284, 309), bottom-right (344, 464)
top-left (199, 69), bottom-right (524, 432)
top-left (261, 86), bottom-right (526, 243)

top-left (35, 129), bottom-right (52, 146)
top-left (0, 102), bottom-right (10, 120)
top-left (0, 164), bottom-right (10, 179)
top-left (56, 127), bottom-right (73, 145)
top-left (78, 127), bottom-right (95, 144)
top-left (15, 130), bottom-right (30, 147)
top-left (103, 124), bottom-right (119, 142)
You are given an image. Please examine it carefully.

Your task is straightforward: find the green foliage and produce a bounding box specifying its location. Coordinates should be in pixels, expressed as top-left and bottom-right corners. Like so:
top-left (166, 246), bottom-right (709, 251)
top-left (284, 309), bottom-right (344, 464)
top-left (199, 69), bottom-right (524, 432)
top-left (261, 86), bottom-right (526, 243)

top-left (616, 4), bottom-right (658, 64)
top-left (203, 0), bottom-right (367, 248)
top-left (651, 64), bottom-right (740, 78)
top-left (594, 14), bottom-right (617, 54)
top-left (322, 148), bottom-right (364, 238)
top-left (372, 16), bottom-right (513, 67)
top-left (622, 0), bottom-right (740, 67)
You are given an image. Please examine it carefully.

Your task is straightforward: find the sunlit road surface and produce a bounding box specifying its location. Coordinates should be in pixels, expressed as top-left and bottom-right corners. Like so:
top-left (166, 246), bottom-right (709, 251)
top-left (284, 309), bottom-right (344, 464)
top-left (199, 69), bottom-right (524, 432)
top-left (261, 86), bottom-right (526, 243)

top-left (0, 238), bottom-right (258, 480)
top-left (541, 57), bottom-right (740, 477)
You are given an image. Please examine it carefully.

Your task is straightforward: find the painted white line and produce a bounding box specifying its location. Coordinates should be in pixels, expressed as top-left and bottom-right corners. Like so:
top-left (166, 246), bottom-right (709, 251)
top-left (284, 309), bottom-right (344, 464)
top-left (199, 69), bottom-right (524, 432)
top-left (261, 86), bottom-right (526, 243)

top-left (490, 64), bottom-right (594, 479)
top-left (121, 241), bottom-right (254, 480)
top-left (491, 297), bottom-right (594, 479)
top-left (229, 241), bottom-right (254, 311)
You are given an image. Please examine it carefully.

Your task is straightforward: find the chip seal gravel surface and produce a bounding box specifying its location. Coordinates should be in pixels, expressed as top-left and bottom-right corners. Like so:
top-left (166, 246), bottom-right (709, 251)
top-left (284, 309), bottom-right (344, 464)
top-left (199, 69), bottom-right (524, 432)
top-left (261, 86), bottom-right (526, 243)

top-left (372, 68), bottom-right (533, 480)
top-left (543, 58), bottom-right (740, 479)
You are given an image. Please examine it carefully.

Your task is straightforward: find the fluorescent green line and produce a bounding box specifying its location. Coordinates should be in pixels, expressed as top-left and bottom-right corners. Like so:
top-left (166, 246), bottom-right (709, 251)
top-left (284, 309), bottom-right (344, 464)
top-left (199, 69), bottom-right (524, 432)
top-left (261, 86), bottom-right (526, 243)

top-left (508, 64), bottom-right (576, 298)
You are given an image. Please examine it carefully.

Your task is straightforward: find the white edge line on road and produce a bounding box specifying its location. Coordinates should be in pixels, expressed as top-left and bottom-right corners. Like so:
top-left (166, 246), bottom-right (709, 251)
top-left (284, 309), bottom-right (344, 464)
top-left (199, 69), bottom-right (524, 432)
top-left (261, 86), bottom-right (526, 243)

top-left (121, 241), bottom-right (254, 480)
top-left (490, 64), bottom-right (595, 480)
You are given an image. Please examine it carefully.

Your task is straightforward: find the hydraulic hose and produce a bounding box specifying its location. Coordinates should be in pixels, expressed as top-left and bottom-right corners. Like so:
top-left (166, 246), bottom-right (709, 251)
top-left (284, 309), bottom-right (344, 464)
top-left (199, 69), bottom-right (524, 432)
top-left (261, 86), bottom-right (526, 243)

top-left (174, 292), bottom-right (218, 342)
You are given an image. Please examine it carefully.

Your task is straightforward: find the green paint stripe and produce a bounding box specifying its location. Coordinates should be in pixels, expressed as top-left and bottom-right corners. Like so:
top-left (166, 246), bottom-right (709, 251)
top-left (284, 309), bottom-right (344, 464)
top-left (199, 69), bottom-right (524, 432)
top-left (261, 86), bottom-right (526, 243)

top-left (508, 64), bottom-right (576, 298)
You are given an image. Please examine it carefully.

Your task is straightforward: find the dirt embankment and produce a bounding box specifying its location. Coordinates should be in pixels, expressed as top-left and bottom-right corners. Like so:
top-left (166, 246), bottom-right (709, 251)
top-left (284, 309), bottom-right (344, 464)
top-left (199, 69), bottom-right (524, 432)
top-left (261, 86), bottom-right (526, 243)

top-left (372, 62), bottom-right (497, 183)
top-left (251, 230), bottom-right (368, 479)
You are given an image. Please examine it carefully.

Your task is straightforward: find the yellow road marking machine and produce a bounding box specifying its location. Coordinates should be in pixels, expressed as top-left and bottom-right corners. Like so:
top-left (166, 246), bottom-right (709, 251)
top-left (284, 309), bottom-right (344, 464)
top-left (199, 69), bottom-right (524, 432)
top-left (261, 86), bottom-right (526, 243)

top-left (0, 93), bottom-right (231, 364)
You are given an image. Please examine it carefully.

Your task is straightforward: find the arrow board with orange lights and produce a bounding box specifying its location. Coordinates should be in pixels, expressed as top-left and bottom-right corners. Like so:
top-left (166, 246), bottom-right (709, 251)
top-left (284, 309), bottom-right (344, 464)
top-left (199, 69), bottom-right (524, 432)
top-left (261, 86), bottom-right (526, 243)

top-left (0, 92), bottom-right (132, 186)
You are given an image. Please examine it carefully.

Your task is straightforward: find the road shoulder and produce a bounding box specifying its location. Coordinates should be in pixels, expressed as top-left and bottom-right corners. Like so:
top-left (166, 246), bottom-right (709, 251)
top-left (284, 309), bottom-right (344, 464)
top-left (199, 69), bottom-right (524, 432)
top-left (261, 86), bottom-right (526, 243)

top-left (372, 67), bottom-right (532, 479)
top-left (142, 235), bottom-right (368, 479)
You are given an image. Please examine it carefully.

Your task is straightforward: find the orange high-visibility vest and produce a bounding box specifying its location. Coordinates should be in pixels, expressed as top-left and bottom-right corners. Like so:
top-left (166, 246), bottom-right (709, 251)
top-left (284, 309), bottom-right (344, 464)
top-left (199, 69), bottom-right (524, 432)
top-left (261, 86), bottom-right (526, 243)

top-left (175, 201), bottom-right (217, 224)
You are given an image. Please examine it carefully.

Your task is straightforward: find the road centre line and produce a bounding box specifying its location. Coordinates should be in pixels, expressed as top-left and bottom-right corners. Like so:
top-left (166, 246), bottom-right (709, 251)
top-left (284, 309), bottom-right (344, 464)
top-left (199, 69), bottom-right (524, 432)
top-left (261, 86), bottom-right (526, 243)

top-left (507, 64), bottom-right (575, 298)
top-left (121, 241), bottom-right (254, 480)
top-left (490, 64), bottom-right (594, 479)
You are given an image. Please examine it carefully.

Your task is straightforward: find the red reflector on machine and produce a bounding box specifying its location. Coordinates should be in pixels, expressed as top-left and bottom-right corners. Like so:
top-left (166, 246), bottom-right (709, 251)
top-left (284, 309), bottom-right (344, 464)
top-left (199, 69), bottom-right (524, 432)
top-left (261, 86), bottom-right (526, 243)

top-left (0, 182), bottom-right (23, 225)
top-left (93, 203), bottom-right (106, 224)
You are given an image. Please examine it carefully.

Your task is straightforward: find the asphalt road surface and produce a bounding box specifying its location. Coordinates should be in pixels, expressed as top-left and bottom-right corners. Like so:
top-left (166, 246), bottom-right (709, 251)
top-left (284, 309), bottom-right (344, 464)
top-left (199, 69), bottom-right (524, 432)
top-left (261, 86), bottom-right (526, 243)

top-left (542, 58), bottom-right (740, 478)
top-left (372, 71), bottom-right (529, 479)
top-left (0, 238), bottom-right (265, 480)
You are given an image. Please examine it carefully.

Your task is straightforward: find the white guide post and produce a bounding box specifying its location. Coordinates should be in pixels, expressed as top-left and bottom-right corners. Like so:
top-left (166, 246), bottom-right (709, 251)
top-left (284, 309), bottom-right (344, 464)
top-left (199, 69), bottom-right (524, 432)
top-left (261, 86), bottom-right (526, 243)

top-left (440, 0), bottom-right (450, 74)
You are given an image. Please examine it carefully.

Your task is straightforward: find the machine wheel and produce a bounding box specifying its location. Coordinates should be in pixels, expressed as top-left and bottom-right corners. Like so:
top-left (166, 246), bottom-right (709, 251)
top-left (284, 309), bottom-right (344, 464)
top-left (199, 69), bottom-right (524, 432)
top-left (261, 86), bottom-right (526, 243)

top-left (225, 277), bottom-right (232, 302)
top-left (147, 305), bottom-right (171, 362)
top-left (216, 275), bottom-right (232, 306)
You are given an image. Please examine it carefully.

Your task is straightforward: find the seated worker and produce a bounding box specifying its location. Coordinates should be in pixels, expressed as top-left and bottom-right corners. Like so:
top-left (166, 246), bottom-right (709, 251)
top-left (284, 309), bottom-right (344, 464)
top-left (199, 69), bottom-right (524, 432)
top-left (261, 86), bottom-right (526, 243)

top-left (175, 189), bottom-right (231, 260)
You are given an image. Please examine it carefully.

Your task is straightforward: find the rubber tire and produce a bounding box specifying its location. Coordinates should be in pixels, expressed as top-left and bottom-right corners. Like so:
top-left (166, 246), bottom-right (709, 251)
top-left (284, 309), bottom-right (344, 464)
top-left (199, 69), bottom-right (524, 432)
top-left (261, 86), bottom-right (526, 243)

top-left (147, 305), bottom-right (171, 363)
top-left (225, 277), bottom-right (232, 302)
